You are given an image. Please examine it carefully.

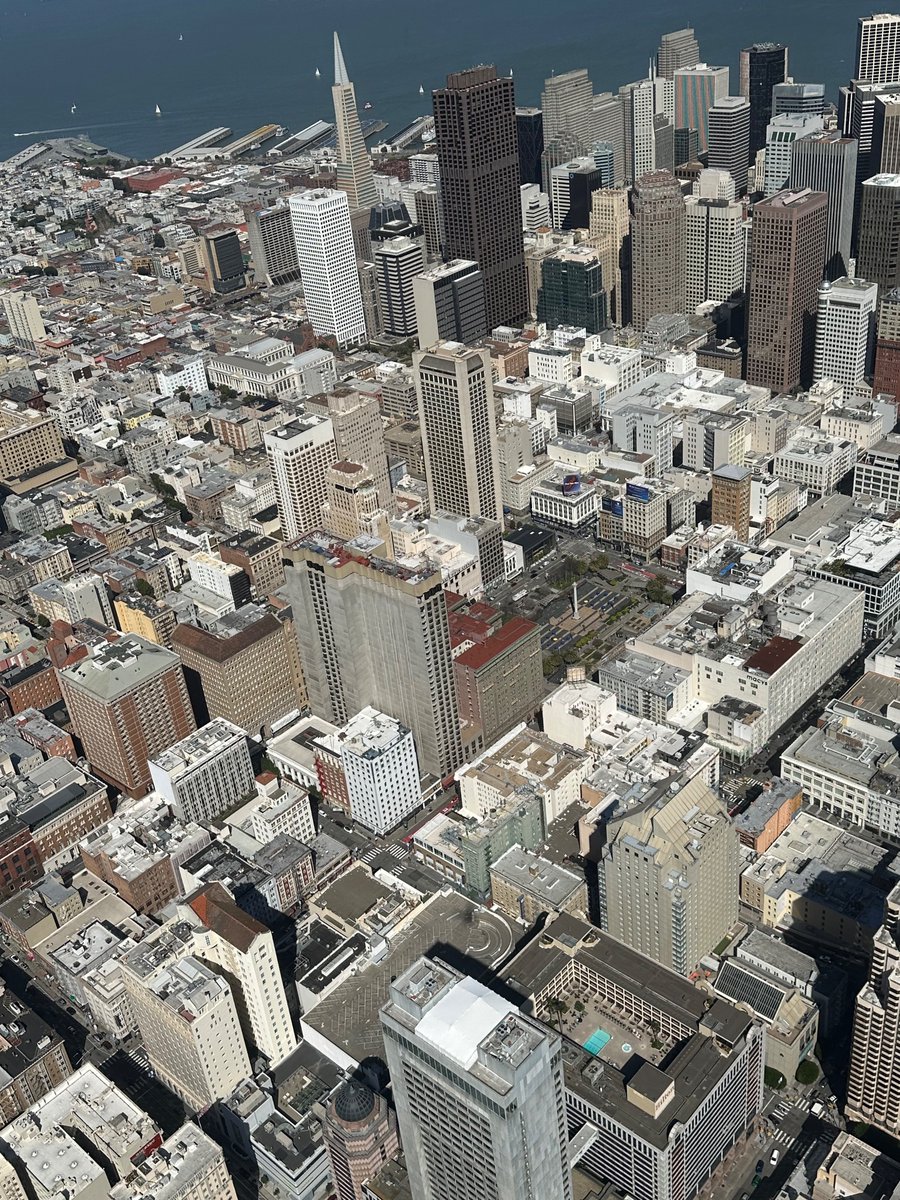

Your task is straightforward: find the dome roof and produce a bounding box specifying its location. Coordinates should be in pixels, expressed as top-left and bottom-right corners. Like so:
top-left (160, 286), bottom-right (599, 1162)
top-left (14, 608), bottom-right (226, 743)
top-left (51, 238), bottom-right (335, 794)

top-left (333, 1079), bottom-right (375, 1123)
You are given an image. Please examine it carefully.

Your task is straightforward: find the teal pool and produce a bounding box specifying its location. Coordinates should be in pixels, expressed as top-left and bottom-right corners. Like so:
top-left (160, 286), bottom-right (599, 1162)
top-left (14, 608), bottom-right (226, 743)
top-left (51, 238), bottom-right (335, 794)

top-left (583, 1028), bottom-right (611, 1055)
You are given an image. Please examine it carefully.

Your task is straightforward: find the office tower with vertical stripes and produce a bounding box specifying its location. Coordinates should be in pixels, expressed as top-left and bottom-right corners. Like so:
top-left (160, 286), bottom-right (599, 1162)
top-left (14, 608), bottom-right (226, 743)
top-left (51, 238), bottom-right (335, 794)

top-left (747, 188), bottom-right (828, 392)
top-left (289, 188), bottom-right (366, 347)
top-left (740, 42), bottom-right (789, 160)
top-left (433, 66), bottom-right (527, 328)
top-left (630, 170), bottom-right (686, 331)
top-left (858, 173), bottom-right (900, 291)
top-left (673, 64), bottom-right (729, 152)
top-left (813, 276), bottom-right (878, 394)
top-left (857, 13), bottom-right (900, 85)
top-left (790, 130), bottom-right (857, 278)
top-left (381, 958), bottom-right (573, 1200)
top-left (707, 96), bottom-right (751, 191)
top-left (656, 28), bottom-right (700, 79)
top-left (332, 33), bottom-right (378, 212)
top-left (247, 201), bottom-right (302, 286)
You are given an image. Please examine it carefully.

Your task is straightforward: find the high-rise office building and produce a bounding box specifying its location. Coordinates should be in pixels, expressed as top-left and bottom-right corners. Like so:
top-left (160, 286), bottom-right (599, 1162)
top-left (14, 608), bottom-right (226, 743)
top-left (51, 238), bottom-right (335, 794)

top-left (323, 1079), bottom-right (400, 1200)
top-left (673, 64), bottom-right (729, 152)
top-left (707, 96), bottom-right (751, 191)
top-left (858, 173), bottom-right (900, 291)
top-left (591, 91), bottom-right (626, 184)
top-left (772, 81), bottom-right (827, 118)
top-left (200, 227), bottom-right (246, 294)
top-left (874, 287), bottom-right (900, 396)
top-left (413, 259), bottom-right (486, 349)
top-left (537, 246), bottom-right (608, 334)
top-left (2, 292), bottom-right (46, 349)
top-left (186, 883), bottom-right (297, 1066)
top-left (857, 13), bottom-right (900, 85)
top-left (790, 130), bottom-right (857, 279)
top-left (711, 464), bottom-right (752, 540)
top-left (332, 32), bottom-right (378, 211)
top-left (549, 155), bottom-right (604, 228)
top-left (326, 385), bottom-right (391, 507)
top-left (813, 276), bottom-right (878, 394)
top-left (541, 68), bottom-right (594, 155)
top-left (264, 416), bottom-right (338, 539)
top-left (374, 236), bottom-right (425, 336)
top-left (840, 80), bottom-right (900, 219)
top-left (148, 718), bottom-right (254, 825)
top-left (338, 706), bottom-right (421, 834)
top-left (684, 191), bottom-right (745, 311)
top-left (847, 881), bottom-right (900, 1136)
top-left (746, 188), bottom-right (828, 392)
top-left (656, 28), bottom-right (700, 79)
top-left (289, 188), bottom-right (366, 348)
top-left (592, 140), bottom-right (615, 187)
top-left (58, 635), bottom-right (196, 796)
top-left (247, 201), bottom-right (302, 286)
top-left (516, 106), bottom-right (544, 186)
top-left (878, 95), bottom-right (900, 171)
top-left (740, 42), bottom-right (789, 160)
top-left (620, 75), bottom-right (673, 182)
top-left (381, 958), bottom-right (573, 1200)
top-left (599, 776), bottom-right (739, 974)
top-left (763, 112), bottom-right (824, 195)
top-left (433, 66), bottom-right (527, 328)
top-left (630, 170), bottom-right (686, 331)
top-left (521, 182), bottom-right (551, 231)
top-left (323, 461), bottom-right (387, 542)
top-left (589, 186), bottom-right (632, 324)
top-left (284, 535), bottom-right (462, 777)
top-left (415, 342), bottom-right (502, 523)
top-left (675, 125), bottom-right (700, 166)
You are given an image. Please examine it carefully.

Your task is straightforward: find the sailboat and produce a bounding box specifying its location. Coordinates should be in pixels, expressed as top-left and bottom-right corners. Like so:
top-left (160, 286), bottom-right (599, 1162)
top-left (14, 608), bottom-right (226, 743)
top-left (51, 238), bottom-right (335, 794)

top-left (70, 103), bottom-right (76, 114)
top-left (178, 32), bottom-right (183, 41)
top-left (418, 83), bottom-right (424, 95)
top-left (315, 67), bottom-right (321, 78)
top-left (155, 104), bottom-right (162, 115)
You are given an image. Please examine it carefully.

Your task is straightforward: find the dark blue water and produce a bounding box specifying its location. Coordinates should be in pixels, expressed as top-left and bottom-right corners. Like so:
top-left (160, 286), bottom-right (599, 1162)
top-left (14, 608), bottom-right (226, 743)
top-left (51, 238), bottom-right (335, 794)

top-left (1, 0), bottom-right (862, 164)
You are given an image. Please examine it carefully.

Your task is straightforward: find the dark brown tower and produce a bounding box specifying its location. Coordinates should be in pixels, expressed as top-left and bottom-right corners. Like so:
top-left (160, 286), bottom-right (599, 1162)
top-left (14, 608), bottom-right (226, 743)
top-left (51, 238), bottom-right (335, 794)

top-left (747, 189), bottom-right (827, 392)
top-left (433, 65), bottom-right (528, 329)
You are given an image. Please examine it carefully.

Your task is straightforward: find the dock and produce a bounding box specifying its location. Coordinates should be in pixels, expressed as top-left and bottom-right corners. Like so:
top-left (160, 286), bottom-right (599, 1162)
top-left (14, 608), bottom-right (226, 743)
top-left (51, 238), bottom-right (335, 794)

top-left (159, 127), bottom-right (232, 162)
top-left (386, 114), bottom-right (434, 151)
top-left (268, 119), bottom-right (334, 157)
top-left (216, 124), bottom-right (280, 158)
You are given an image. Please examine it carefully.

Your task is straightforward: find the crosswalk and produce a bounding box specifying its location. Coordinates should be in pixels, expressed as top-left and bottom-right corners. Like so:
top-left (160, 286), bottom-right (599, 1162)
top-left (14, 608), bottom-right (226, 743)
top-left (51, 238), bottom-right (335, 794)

top-left (771, 1127), bottom-right (794, 1145)
top-left (359, 843), bottom-right (410, 866)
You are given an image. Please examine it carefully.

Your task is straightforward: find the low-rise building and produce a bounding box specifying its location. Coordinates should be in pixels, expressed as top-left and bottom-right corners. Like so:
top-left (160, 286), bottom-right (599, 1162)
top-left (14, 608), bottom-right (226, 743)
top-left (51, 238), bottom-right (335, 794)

top-left (489, 846), bottom-right (587, 923)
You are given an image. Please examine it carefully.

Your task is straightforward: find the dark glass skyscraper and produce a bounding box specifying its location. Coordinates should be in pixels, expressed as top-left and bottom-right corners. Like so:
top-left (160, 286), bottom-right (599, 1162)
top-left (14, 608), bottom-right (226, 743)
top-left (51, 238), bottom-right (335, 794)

top-left (537, 247), bottom-right (608, 334)
top-left (516, 107), bottom-right (544, 186)
top-left (434, 66), bottom-right (528, 328)
top-left (740, 42), bottom-right (789, 161)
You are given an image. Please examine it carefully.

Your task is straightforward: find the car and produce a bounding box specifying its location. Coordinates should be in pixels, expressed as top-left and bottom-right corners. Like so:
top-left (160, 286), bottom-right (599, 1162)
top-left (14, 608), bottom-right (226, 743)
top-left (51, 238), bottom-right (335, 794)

top-left (771, 1150), bottom-right (780, 1167)
top-left (755, 1162), bottom-right (764, 1175)
top-left (752, 1177), bottom-right (761, 1189)
top-left (10, 955), bottom-right (20, 965)
top-left (741, 1193), bottom-right (750, 1200)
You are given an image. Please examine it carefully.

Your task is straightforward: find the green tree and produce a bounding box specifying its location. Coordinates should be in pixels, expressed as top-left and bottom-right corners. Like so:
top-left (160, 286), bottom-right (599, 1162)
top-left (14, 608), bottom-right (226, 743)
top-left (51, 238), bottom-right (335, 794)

top-left (134, 578), bottom-right (154, 597)
top-left (645, 575), bottom-right (670, 604)
top-left (34, 614), bottom-right (50, 628)
top-left (764, 1067), bottom-right (786, 1090)
top-left (796, 1059), bottom-right (820, 1085)
top-left (545, 997), bottom-right (567, 1036)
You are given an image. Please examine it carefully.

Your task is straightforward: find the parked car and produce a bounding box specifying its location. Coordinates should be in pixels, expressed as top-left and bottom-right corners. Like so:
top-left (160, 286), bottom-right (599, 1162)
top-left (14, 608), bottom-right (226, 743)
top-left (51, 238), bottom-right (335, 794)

top-left (771, 1150), bottom-right (780, 1167)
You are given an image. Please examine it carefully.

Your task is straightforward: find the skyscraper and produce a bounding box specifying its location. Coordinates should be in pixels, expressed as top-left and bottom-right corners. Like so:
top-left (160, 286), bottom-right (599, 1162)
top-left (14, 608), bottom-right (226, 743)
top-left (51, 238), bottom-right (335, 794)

top-left (739, 42), bottom-right (789, 161)
top-left (599, 776), bottom-right (739, 974)
top-left (656, 28), bottom-right (700, 79)
top-left (289, 189), bottom-right (366, 347)
top-left (620, 75), bottom-right (673, 182)
top-left (813, 276), bottom-right (878, 394)
top-left (541, 68), bottom-right (594, 153)
top-left (549, 155), bottom-right (604, 227)
top-left (58, 635), bottom-right (196, 797)
top-left (711, 464), bottom-right (752, 540)
top-left (537, 246), bottom-right (608, 334)
top-left (746, 188), bottom-right (828, 392)
top-left (326, 386), bottom-right (391, 506)
top-left (857, 13), bottom-right (900, 85)
top-left (707, 96), bottom-right (751, 191)
top-left (415, 342), bottom-right (502, 523)
top-left (684, 190), bottom-right (745, 311)
top-left (200, 228), bottom-right (246, 294)
top-left (673, 64), bottom-right (729, 152)
top-left (264, 416), bottom-right (338, 539)
top-left (323, 1079), bottom-right (400, 1200)
top-left (374, 236), bottom-right (425, 336)
top-left (413, 259), bottom-right (486, 349)
top-left (630, 170), bottom-right (686, 331)
top-left (847, 881), bottom-right (900, 1137)
top-left (247, 201), bottom-right (302, 286)
top-left (433, 66), bottom-right (527, 328)
top-left (516, 106), bottom-right (544, 186)
top-left (284, 536), bottom-right (462, 778)
top-left (2, 292), bottom-right (46, 349)
top-left (589, 186), bottom-right (632, 324)
top-left (772, 81), bottom-right (827, 118)
top-left (331, 33), bottom-right (378, 211)
top-left (858, 173), bottom-right (900, 291)
top-left (763, 112), bottom-right (824, 195)
top-left (591, 91), bottom-right (626, 184)
top-left (790, 131), bottom-right (858, 278)
top-left (380, 958), bottom-right (572, 1200)
top-left (874, 287), bottom-right (900, 397)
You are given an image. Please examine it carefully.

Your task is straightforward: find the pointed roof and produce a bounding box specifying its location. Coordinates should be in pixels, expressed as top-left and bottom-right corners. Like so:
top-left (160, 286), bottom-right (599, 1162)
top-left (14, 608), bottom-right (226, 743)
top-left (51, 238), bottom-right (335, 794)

top-left (333, 31), bottom-right (350, 87)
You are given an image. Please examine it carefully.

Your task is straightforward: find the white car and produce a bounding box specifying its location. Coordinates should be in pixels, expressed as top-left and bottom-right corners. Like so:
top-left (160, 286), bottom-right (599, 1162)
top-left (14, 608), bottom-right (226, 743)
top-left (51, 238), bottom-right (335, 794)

top-left (770, 1150), bottom-right (780, 1167)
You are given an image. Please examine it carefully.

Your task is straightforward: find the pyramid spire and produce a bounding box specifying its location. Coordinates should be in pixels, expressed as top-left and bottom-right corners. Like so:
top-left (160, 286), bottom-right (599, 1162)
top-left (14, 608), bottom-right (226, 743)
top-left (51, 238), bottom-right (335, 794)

top-left (333, 31), bottom-right (350, 87)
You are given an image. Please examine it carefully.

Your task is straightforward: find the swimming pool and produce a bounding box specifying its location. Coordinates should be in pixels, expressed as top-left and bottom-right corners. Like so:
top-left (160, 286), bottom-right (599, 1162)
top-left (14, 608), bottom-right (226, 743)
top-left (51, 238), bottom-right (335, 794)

top-left (583, 1028), bottom-right (611, 1055)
